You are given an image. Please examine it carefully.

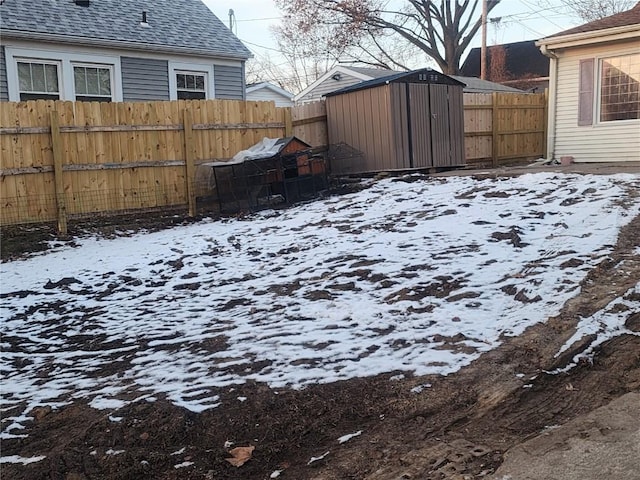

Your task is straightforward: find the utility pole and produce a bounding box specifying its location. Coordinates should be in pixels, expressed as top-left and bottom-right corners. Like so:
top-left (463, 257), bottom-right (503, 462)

top-left (481, 0), bottom-right (487, 79)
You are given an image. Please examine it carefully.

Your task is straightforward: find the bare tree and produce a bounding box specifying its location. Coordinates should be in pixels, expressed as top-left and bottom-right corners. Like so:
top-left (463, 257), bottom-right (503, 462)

top-left (274, 0), bottom-right (501, 75)
top-left (488, 45), bottom-right (510, 82)
top-left (537, 0), bottom-right (634, 22)
top-left (247, 17), bottom-right (427, 94)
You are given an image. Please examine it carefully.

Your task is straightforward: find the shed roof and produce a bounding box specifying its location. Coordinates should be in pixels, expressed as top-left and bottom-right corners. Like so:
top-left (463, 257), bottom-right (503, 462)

top-left (325, 69), bottom-right (465, 97)
top-left (0, 0), bottom-right (252, 60)
top-left (544, 1), bottom-right (640, 38)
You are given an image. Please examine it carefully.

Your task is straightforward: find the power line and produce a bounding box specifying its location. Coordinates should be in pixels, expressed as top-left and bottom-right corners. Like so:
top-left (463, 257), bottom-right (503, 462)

top-left (519, 0), bottom-right (567, 30)
top-left (236, 16), bottom-right (282, 22)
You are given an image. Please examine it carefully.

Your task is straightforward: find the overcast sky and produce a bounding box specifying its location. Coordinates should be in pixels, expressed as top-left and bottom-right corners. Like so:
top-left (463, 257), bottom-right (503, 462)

top-left (204, 0), bottom-right (581, 65)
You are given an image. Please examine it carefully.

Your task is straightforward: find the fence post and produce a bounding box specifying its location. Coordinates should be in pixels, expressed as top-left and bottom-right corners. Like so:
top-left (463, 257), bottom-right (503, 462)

top-left (183, 109), bottom-right (197, 217)
top-left (50, 111), bottom-right (68, 236)
top-left (284, 107), bottom-right (293, 137)
top-left (491, 92), bottom-right (499, 167)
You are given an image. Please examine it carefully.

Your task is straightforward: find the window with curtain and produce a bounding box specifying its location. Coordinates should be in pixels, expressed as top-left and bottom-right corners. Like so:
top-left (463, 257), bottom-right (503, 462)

top-left (73, 65), bottom-right (113, 102)
top-left (17, 61), bottom-right (60, 101)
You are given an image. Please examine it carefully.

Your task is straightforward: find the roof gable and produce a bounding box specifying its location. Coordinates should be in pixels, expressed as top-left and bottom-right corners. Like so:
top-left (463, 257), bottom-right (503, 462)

top-left (246, 82), bottom-right (293, 100)
top-left (294, 65), bottom-right (394, 101)
top-left (545, 2), bottom-right (640, 38)
top-left (0, 0), bottom-right (251, 60)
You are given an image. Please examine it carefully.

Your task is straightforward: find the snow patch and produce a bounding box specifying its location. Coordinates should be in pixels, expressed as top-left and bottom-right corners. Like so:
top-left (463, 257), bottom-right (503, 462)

top-left (338, 430), bottom-right (362, 444)
top-left (307, 451), bottom-right (330, 465)
top-left (547, 282), bottom-right (640, 375)
top-left (0, 455), bottom-right (46, 464)
top-left (410, 383), bottom-right (432, 394)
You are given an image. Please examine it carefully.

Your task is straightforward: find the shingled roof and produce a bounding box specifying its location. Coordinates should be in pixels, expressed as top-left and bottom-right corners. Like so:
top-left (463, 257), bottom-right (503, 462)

top-left (544, 1), bottom-right (640, 38)
top-left (461, 40), bottom-right (549, 79)
top-left (0, 0), bottom-right (251, 60)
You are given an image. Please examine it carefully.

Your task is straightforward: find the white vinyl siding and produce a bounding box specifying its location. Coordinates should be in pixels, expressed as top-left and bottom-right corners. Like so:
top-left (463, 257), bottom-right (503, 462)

top-left (553, 40), bottom-right (640, 163)
top-left (297, 73), bottom-right (367, 104)
top-left (246, 88), bottom-right (293, 107)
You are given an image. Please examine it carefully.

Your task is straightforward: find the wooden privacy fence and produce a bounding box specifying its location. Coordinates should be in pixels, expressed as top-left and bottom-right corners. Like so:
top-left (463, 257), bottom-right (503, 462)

top-left (464, 91), bottom-right (547, 166)
top-left (1, 93), bottom-right (546, 229)
top-left (291, 100), bottom-right (328, 148)
top-left (0, 99), bottom-right (292, 230)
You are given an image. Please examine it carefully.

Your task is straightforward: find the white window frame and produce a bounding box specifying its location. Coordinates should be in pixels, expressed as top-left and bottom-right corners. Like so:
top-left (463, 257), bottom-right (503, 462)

top-left (72, 62), bottom-right (115, 102)
top-left (15, 59), bottom-right (62, 100)
top-left (5, 46), bottom-right (122, 102)
top-left (595, 52), bottom-right (640, 125)
top-left (168, 61), bottom-right (214, 100)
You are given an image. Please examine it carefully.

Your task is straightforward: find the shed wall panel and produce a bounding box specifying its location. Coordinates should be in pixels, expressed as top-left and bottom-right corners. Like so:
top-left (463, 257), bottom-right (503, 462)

top-left (214, 64), bottom-right (244, 100)
top-left (121, 57), bottom-right (170, 101)
top-left (327, 85), bottom-right (395, 174)
top-left (0, 46), bottom-right (8, 102)
top-left (390, 83), bottom-right (410, 169)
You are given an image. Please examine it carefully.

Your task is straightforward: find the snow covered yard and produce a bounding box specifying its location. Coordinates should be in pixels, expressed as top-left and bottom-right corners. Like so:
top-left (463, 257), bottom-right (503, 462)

top-left (2, 172), bottom-right (639, 444)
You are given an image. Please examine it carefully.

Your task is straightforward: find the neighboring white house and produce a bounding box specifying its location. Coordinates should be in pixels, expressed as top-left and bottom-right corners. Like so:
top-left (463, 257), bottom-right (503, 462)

top-left (294, 65), bottom-right (522, 104)
top-left (246, 82), bottom-right (294, 107)
top-left (0, 0), bottom-right (251, 103)
top-left (537, 3), bottom-right (640, 163)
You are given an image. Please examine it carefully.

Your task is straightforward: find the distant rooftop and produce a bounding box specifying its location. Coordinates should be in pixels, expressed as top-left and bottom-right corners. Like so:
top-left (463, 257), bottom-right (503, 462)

top-left (461, 40), bottom-right (549, 79)
top-left (451, 76), bottom-right (522, 93)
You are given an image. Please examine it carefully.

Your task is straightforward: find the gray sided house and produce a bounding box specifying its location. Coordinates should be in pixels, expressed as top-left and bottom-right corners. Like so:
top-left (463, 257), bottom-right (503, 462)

top-left (0, 0), bottom-right (251, 103)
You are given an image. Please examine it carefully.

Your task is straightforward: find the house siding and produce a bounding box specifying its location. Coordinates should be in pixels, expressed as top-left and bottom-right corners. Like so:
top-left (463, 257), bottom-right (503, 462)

top-left (298, 73), bottom-right (366, 104)
top-left (246, 88), bottom-right (293, 107)
top-left (0, 46), bottom-right (9, 101)
top-left (214, 64), bottom-right (244, 100)
top-left (553, 40), bottom-right (640, 162)
top-left (121, 57), bottom-right (169, 101)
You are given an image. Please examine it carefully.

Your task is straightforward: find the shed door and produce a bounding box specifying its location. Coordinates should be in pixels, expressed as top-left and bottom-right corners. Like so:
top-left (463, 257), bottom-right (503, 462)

top-left (408, 84), bottom-right (433, 168)
top-left (447, 86), bottom-right (465, 166)
top-left (429, 84), bottom-right (451, 167)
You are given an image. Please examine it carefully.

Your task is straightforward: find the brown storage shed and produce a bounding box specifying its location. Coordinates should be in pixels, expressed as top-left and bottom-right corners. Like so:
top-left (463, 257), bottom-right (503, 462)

top-left (325, 68), bottom-right (466, 175)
